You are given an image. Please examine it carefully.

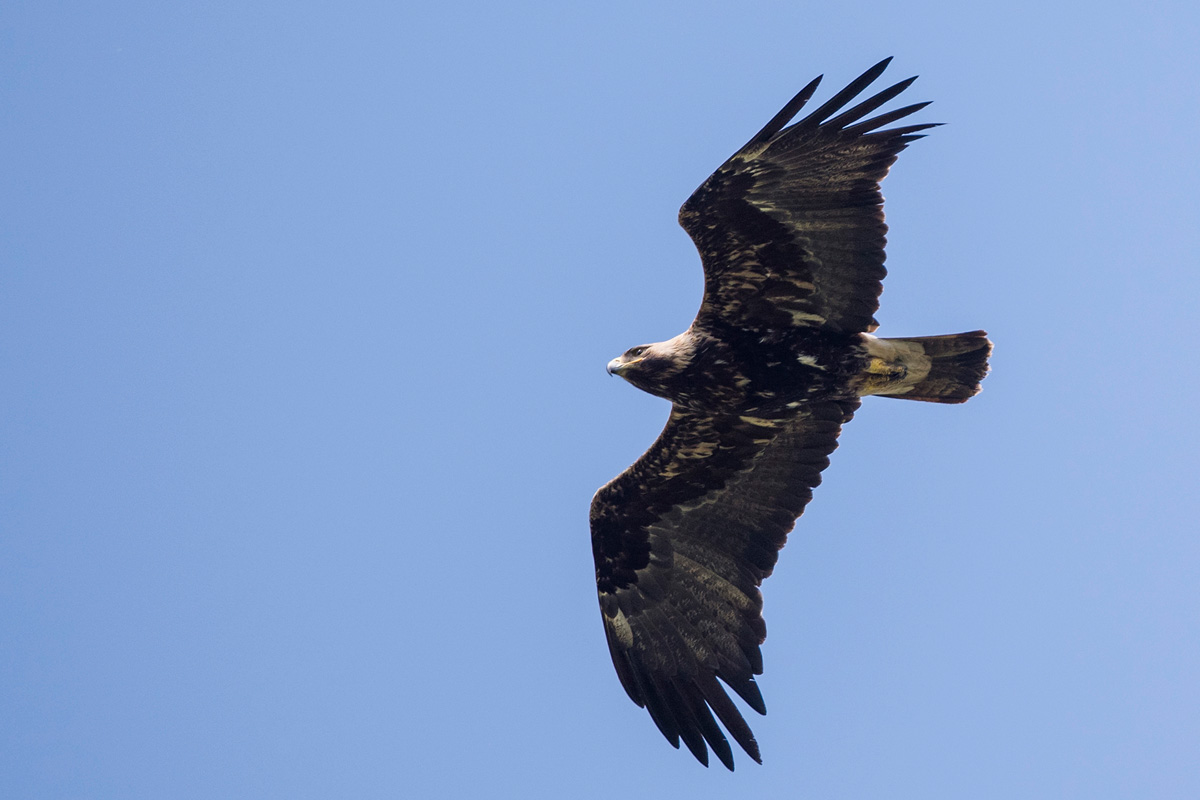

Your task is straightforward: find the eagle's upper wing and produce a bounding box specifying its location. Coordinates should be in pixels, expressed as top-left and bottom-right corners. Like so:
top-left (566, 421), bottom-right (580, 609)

top-left (590, 399), bottom-right (860, 769)
top-left (679, 58), bottom-right (936, 335)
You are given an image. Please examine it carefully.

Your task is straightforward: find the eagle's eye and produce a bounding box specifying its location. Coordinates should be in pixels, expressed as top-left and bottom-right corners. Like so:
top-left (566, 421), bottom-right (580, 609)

top-left (627, 346), bottom-right (648, 358)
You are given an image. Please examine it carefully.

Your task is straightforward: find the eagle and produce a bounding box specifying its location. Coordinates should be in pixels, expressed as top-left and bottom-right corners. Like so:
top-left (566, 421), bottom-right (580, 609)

top-left (590, 58), bottom-right (991, 770)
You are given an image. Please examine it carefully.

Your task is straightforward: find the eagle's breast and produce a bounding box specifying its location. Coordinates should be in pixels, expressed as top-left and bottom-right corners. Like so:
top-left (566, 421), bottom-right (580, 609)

top-left (666, 326), bottom-right (869, 417)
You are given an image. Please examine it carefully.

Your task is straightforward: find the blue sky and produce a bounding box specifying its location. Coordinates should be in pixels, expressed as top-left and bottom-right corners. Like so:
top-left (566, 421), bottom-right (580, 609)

top-left (3, 1), bottom-right (1199, 797)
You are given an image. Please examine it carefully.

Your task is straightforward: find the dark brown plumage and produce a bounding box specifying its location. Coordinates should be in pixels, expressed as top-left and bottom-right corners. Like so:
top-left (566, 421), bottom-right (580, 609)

top-left (591, 58), bottom-right (991, 770)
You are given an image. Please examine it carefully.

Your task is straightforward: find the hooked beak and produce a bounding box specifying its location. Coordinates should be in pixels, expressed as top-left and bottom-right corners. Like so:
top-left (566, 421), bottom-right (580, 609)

top-left (607, 356), bottom-right (642, 376)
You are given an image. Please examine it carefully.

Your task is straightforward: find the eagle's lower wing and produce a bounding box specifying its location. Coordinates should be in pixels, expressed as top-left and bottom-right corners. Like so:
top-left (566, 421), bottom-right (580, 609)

top-left (590, 399), bottom-right (860, 769)
top-left (679, 57), bottom-right (936, 335)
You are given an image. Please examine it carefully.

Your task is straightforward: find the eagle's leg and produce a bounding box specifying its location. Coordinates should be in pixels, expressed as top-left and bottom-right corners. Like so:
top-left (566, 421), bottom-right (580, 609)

top-left (853, 331), bottom-right (991, 403)
top-left (857, 357), bottom-right (909, 394)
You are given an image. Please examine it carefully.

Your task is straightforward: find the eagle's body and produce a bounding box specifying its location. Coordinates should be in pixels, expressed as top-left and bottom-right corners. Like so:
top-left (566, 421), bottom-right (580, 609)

top-left (591, 59), bottom-right (991, 771)
top-left (611, 326), bottom-right (866, 416)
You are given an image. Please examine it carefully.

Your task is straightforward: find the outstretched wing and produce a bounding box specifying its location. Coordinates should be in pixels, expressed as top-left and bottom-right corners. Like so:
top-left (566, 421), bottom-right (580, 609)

top-left (680, 57), bottom-right (936, 335)
top-left (590, 399), bottom-right (860, 769)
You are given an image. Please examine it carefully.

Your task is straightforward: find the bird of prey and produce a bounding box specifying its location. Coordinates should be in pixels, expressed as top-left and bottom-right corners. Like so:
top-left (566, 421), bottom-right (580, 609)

top-left (591, 58), bottom-right (991, 770)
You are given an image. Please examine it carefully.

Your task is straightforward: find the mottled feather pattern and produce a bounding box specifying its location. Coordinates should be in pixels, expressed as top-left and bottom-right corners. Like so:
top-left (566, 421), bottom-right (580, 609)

top-left (591, 58), bottom-right (987, 770)
top-left (680, 58), bottom-right (936, 336)
top-left (592, 400), bottom-right (859, 768)
top-left (592, 408), bottom-right (776, 595)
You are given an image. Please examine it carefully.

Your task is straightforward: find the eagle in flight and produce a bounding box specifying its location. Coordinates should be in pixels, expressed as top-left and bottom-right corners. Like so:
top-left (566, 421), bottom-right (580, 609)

top-left (591, 58), bottom-right (991, 770)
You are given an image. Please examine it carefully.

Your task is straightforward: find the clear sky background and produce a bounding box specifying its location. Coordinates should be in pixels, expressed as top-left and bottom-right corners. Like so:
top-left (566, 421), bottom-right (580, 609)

top-left (3, 1), bottom-right (1199, 798)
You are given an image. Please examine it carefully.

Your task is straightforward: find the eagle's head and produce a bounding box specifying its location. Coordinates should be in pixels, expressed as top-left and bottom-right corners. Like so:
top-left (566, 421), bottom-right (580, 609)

top-left (606, 334), bottom-right (693, 400)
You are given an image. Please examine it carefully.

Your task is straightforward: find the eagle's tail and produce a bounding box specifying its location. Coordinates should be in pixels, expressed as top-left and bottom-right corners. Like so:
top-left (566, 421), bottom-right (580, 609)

top-left (859, 331), bottom-right (992, 404)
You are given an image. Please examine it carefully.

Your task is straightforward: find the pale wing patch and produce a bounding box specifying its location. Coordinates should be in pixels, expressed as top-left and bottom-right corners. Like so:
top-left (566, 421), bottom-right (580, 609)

top-left (738, 415), bottom-right (780, 428)
top-left (784, 310), bottom-right (827, 325)
top-left (607, 607), bottom-right (635, 648)
top-left (660, 438), bottom-right (720, 479)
